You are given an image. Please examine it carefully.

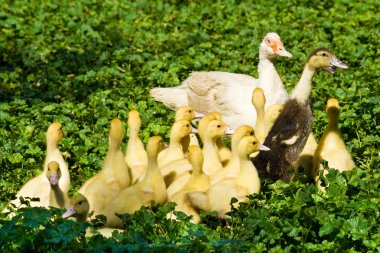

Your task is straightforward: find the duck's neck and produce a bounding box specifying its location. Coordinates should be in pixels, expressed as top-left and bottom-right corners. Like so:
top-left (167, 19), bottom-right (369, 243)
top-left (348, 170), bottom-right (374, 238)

top-left (327, 112), bottom-right (340, 131)
top-left (202, 137), bottom-right (222, 175)
top-left (144, 151), bottom-right (161, 182)
top-left (76, 212), bottom-right (88, 223)
top-left (290, 64), bottom-right (316, 104)
top-left (169, 133), bottom-right (184, 151)
top-left (50, 184), bottom-right (66, 208)
top-left (129, 126), bottom-right (140, 142)
top-left (238, 154), bottom-right (260, 193)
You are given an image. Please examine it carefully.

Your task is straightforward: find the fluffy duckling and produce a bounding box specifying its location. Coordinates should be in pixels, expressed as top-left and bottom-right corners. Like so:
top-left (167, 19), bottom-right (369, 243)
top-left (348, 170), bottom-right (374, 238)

top-left (7, 161), bottom-right (69, 210)
top-left (150, 33), bottom-right (292, 129)
top-left (62, 194), bottom-right (122, 238)
top-left (251, 88), bottom-right (267, 143)
top-left (198, 112), bottom-right (234, 166)
top-left (313, 98), bottom-right (356, 178)
top-left (264, 104), bottom-right (284, 133)
top-left (210, 125), bottom-right (256, 184)
top-left (158, 120), bottom-right (192, 168)
top-left (175, 106), bottom-right (200, 152)
top-left (201, 119), bottom-right (234, 176)
top-left (79, 119), bottom-right (130, 216)
top-left (168, 146), bottom-right (210, 223)
top-left (125, 110), bottom-right (148, 183)
top-left (187, 136), bottom-right (269, 218)
top-left (252, 48), bottom-right (348, 182)
top-left (44, 122), bottom-right (70, 195)
top-left (103, 136), bottom-right (167, 228)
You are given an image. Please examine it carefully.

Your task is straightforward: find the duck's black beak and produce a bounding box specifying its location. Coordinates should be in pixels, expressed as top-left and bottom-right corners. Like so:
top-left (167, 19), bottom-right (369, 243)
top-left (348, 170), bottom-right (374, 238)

top-left (323, 56), bottom-right (348, 74)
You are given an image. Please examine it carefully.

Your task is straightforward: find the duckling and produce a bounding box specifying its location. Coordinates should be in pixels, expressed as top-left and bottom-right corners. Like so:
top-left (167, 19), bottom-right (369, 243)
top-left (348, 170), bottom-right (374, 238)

top-left (79, 119), bottom-right (130, 216)
top-left (252, 48), bottom-right (348, 182)
top-left (103, 136), bottom-right (167, 228)
top-left (175, 106), bottom-right (200, 152)
top-left (313, 98), bottom-right (355, 178)
top-left (264, 104), bottom-right (284, 133)
top-left (251, 88), bottom-right (267, 143)
top-left (150, 33), bottom-right (292, 129)
top-left (187, 136), bottom-right (269, 218)
top-left (198, 112), bottom-right (234, 166)
top-left (158, 120), bottom-right (192, 168)
top-left (7, 161), bottom-right (69, 210)
top-left (168, 145), bottom-right (210, 224)
top-left (125, 110), bottom-right (148, 183)
top-left (44, 122), bottom-right (70, 195)
top-left (210, 125), bottom-right (256, 184)
top-left (201, 119), bottom-right (234, 176)
top-left (62, 194), bottom-right (123, 238)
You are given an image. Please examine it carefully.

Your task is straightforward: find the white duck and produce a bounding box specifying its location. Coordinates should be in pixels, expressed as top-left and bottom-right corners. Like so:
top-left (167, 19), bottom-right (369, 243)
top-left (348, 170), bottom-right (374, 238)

top-left (150, 32), bottom-right (292, 129)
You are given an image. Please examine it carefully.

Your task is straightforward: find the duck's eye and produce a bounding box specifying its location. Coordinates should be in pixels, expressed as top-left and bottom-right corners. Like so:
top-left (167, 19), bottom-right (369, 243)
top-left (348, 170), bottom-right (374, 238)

top-left (266, 39), bottom-right (271, 44)
top-left (322, 53), bottom-right (327, 57)
top-left (217, 125), bottom-right (221, 128)
top-left (78, 201), bottom-right (83, 205)
top-left (252, 141), bottom-right (257, 145)
top-left (188, 110), bottom-right (192, 113)
top-left (186, 124), bottom-right (190, 127)
top-left (249, 132), bottom-right (254, 135)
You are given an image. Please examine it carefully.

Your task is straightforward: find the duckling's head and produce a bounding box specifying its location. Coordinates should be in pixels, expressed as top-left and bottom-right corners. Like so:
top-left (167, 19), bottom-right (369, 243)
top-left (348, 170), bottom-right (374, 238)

top-left (260, 32), bottom-right (292, 58)
top-left (128, 110), bottom-right (142, 129)
top-left (187, 145), bottom-right (203, 172)
top-left (175, 106), bottom-right (196, 121)
top-left (238, 136), bottom-right (270, 157)
top-left (252, 88), bottom-right (266, 109)
top-left (232, 125), bottom-right (255, 147)
top-left (146, 136), bottom-right (165, 156)
top-left (109, 118), bottom-right (124, 143)
top-left (307, 48), bottom-right (348, 74)
top-left (205, 120), bottom-right (234, 139)
top-left (46, 161), bottom-right (61, 186)
top-left (171, 119), bottom-right (192, 139)
top-left (62, 193), bottom-right (90, 222)
top-left (326, 98), bottom-right (341, 120)
top-left (46, 122), bottom-right (64, 144)
top-left (265, 104), bottom-right (285, 124)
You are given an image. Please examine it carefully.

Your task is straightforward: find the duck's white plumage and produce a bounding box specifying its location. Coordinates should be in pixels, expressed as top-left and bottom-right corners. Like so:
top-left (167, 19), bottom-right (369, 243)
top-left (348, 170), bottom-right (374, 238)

top-left (150, 32), bottom-right (292, 129)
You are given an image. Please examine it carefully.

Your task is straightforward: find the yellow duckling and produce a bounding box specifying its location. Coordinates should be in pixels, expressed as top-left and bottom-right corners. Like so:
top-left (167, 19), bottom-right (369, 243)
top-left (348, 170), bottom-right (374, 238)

top-left (44, 122), bottom-right (70, 196)
top-left (158, 120), bottom-right (192, 168)
top-left (210, 125), bottom-right (255, 184)
top-left (7, 161), bottom-right (69, 210)
top-left (198, 112), bottom-right (233, 165)
top-left (175, 106), bottom-right (200, 152)
top-left (251, 88), bottom-right (267, 143)
top-left (313, 98), bottom-right (356, 179)
top-left (168, 145), bottom-right (210, 224)
top-left (62, 194), bottom-right (122, 238)
top-left (79, 119), bottom-right (130, 216)
top-left (103, 136), bottom-right (167, 228)
top-left (187, 135), bottom-right (269, 218)
top-left (201, 119), bottom-right (234, 176)
top-left (125, 110), bottom-right (148, 183)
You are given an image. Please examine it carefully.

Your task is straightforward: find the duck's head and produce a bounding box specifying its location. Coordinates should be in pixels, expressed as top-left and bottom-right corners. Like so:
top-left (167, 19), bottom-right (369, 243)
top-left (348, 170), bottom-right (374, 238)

top-left (260, 32), bottom-right (292, 58)
top-left (307, 48), bottom-right (348, 74)
top-left (128, 110), bottom-right (142, 129)
top-left (232, 125), bottom-right (255, 149)
top-left (252, 88), bottom-right (266, 109)
top-left (326, 98), bottom-right (341, 119)
top-left (146, 136), bottom-right (165, 156)
top-left (238, 136), bottom-right (270, 157)
top-left (187, 145), bottom-right (203, 172)
top-left (109, 118), bottom-right (124, 143)
top-left (62, 193), bottom-right (90, 221)
top-left (205, 120), bottom-right (234, 139)
top-left (171, 119), bottom-right (192, 139)
top-left (46, 161), bottom-right (61, 186)
top-left (175, 106), bottom-right (196, 121)
top-left (46, 122), bottom-right (64, 143)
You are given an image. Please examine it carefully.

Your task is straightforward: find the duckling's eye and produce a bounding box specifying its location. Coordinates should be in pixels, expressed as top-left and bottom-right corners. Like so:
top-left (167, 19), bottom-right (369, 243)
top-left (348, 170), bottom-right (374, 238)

top-left (249, 132), bottom-right (254, 135)
top-left (78, 201), bottom-right (83, 205)
top-left (188, 110), bottom-right (192, 113)
top-left (322, 53), bottom-right (327, 57)
top-left (217, 125), bottom-right (221, 128)
top-left (186, 124), bottom-right (190, 127)
top-left (252, 141), bottom-right (257, 145)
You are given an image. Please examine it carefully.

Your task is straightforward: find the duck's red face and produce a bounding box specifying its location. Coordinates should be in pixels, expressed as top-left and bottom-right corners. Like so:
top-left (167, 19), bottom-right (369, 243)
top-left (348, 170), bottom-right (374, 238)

top-left (264, 33), bottom-right (292, 58)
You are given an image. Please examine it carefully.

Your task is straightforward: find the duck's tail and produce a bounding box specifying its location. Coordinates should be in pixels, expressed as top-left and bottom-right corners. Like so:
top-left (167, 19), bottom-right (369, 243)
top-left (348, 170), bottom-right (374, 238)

top-left (149, 85), bottom-right (189, 110)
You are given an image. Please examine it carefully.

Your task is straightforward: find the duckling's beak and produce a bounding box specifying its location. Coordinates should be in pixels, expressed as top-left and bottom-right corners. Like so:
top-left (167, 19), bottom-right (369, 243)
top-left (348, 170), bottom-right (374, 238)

top-left (224, 127), bottom-right (235, 135)
top-left (323, 56), bottom-right (348, 74)
top-left (191, 126), bottom-right (198, 133)
top-left (194, 112), bottom-right (205, 118)
top-left (49, 172), bottom-right (59, 186)
top-left (62, 206), bottom-right (76, 218)
top-left (275, 45), bottom-right (292, 58)
top-left (259, 144), bottom-right (270, 151)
